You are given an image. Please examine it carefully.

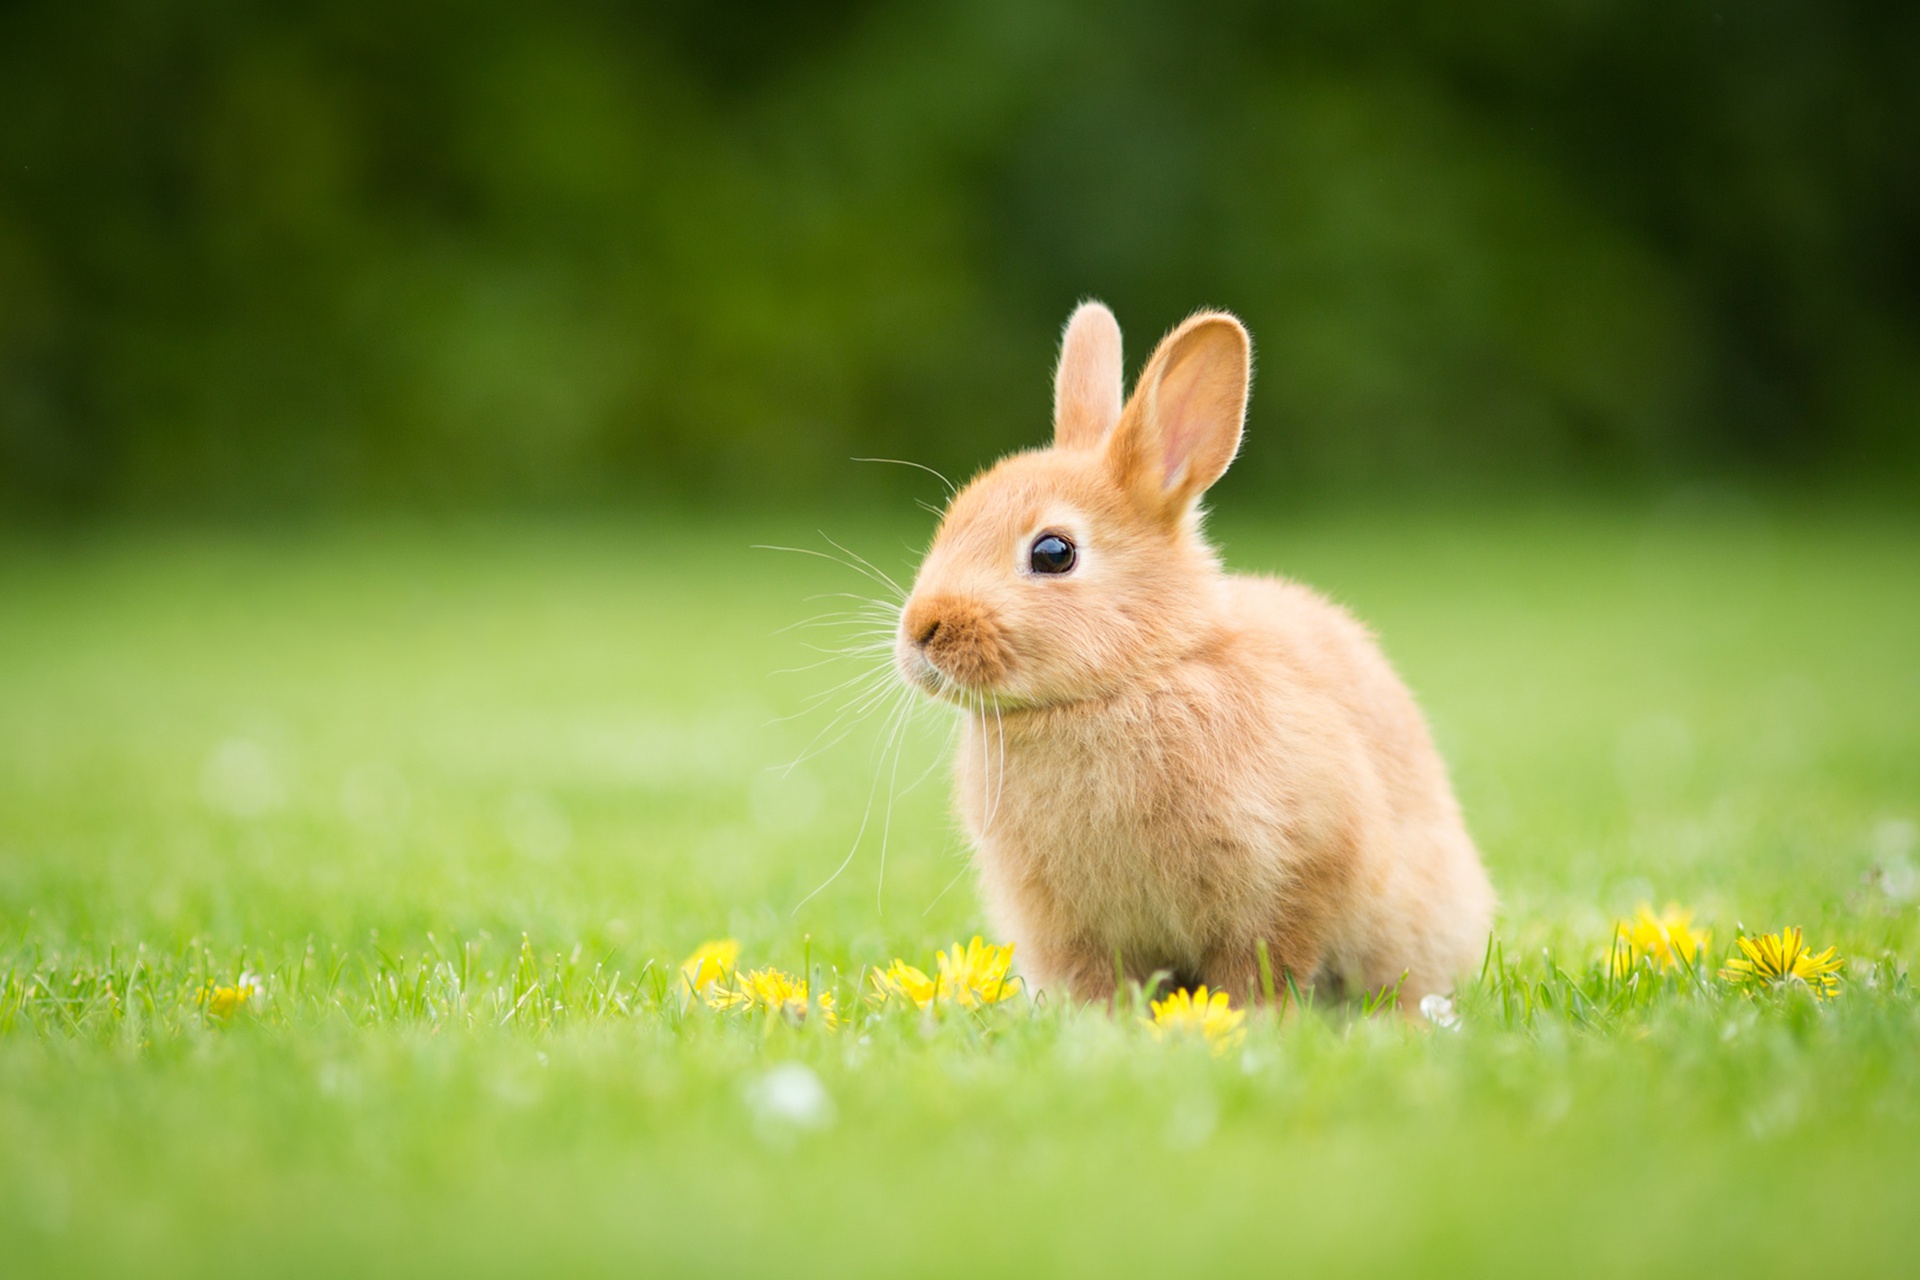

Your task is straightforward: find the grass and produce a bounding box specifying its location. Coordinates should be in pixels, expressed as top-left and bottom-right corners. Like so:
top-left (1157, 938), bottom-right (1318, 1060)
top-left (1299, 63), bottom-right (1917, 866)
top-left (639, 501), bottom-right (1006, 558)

top-left (2, 498), bottom-right (1918, 1277)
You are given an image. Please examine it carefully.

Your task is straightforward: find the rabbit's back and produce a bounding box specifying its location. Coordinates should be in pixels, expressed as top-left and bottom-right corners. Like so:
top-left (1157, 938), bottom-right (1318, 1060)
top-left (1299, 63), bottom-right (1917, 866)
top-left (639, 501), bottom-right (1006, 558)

top-left (1222, 573), bottom-right (1495, 994)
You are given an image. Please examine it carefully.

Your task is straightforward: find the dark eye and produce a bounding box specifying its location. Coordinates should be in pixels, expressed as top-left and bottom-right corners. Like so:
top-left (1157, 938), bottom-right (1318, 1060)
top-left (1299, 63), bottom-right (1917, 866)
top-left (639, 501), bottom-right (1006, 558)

top-left (1029, 533), bottom-right (1076, 575)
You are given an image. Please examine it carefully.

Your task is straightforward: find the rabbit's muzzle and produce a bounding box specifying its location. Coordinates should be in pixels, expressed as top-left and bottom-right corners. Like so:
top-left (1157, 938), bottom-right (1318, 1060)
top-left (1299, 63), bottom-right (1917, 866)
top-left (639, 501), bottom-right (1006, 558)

top-left (899, 593), bottom-right (1011, 692)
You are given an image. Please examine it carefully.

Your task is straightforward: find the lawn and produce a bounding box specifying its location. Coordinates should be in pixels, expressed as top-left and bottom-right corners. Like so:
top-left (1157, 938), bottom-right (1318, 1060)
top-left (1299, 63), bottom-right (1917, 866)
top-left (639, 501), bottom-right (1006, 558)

top-left (3, 499), bottom-right (1917, 1278)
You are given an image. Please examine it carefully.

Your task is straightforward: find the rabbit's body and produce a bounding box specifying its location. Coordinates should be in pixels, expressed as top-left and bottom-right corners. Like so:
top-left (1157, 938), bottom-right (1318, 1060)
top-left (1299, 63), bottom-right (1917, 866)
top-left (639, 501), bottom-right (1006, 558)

top-left (957, 572), bottom-right (1491, 1003)
top-left (895, 303), bottom-right (1492, 1007)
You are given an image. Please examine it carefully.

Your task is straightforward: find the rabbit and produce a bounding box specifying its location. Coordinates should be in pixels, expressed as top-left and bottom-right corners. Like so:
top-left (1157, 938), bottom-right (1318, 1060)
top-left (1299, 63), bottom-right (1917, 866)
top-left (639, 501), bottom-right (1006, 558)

top-left (892, 301), bottom-right (1494, 1009)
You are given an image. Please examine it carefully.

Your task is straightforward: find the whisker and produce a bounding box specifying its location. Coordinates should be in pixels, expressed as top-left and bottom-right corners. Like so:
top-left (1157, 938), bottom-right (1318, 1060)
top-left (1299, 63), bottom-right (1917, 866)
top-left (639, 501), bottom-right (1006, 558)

top-left (780, 713), bottom-right (886, 778)
top-left (977, 689), bottom-right (994, 837)
top-left (791, 629), bottom-right (894, 652)
top-left (795, 619), bottom-right (900, 639)
top-left (769, 645), bottom-right (893, 678)
top-left (765, 522), bottom-right (953, 921)
top-left (771, 608), bottom-right (898, 637)
top-left (800, 591), bottom-right (902, 607)
top-left (791, 689), bottom-right (916, 915)
top-left (873, 685), bottom-right (917, 915)
top-left (772, 664), bottom-right (895, 742)
top-left (896, 706), bottom-right (954, 799)
top-left (819, 532), bottom-right (907, 601)
top-left (990, 694), bottom-right (1007, 833)
top-left (753, 543), bottom-right (905, 602)
top-left (771, 662), bottom-right (895, 720)
top-left (791, 641), bottom-right (894, 666)
top-left (778, 672), bottom-right (902, 768)
top-left (850, 455), bottom-right (957, 497)
top-left (922, 852), bottom-right (974, 917)
top-left (769, 628), bottom-right (896, 673)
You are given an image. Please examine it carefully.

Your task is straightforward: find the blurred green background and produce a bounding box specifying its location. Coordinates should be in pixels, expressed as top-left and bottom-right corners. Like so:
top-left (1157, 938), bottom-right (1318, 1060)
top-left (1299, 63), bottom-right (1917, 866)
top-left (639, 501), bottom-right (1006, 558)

top-left (4, 0), bottom-right (1917, 518)
top-left (6, 9), bottom-right (1920, 1275)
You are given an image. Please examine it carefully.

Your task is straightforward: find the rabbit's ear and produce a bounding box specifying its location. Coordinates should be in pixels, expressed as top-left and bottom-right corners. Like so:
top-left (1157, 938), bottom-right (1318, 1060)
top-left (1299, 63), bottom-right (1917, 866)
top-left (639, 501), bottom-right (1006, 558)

top-left (1053, 301), bottom-right (1125, 450)
top-left (1108, 312), bottom-right (1249, 519)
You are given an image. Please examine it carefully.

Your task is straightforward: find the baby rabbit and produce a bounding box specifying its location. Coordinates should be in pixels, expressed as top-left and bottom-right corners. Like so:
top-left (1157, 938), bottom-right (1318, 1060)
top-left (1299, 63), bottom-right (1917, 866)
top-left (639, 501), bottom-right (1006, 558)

top-left (893, 302), bottom-right (1493, 1008)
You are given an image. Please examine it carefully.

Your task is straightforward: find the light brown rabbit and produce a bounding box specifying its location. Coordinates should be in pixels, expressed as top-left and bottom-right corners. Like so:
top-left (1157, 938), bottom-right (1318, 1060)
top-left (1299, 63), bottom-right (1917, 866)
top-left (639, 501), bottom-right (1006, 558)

top-left (893, 302), bottom-right (1494, 1008)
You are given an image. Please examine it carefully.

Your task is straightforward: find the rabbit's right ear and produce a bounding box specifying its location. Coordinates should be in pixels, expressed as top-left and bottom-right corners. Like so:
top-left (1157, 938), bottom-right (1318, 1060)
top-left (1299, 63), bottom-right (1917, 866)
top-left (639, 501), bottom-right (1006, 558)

top-left (1106, 311), bottom-right (1249, 522)
top-left (1053, 301), bottom-right (1124, 450)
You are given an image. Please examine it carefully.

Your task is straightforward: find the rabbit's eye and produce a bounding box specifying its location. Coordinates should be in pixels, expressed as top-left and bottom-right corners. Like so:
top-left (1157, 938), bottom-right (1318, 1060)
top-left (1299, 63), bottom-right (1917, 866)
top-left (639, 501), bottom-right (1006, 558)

top-left (1029, 533), bottom-right (1076, 575)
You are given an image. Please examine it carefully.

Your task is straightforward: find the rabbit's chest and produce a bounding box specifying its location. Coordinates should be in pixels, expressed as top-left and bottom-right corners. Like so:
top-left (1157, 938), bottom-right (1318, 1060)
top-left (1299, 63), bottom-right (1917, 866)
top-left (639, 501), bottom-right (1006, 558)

top-left (956, 712), bottom-right (1273, 955)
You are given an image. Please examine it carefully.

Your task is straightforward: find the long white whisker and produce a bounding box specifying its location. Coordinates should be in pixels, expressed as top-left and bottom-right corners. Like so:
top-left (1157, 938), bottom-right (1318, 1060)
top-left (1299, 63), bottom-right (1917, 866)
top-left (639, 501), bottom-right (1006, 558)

top-left (801, 591), bottom-right (902, 607)
top-left (797, 622), bottom-right (900, 643)
top-left (773, 637), bottom-right (894, 664)
top-left (779, 672), bottom-right (903, 770)
top-left (797, 605), bottom-right (900, 624)
top-left (792, 688), bottom-right (915, 914)
top-left (776, 681), bottom-right (894, 744)
top-left (770, 634), bottom-right (896, 677)
top-left (819, 532), bottom-right (907, 601)
top-left (754, 543), bottom-right (905, 602)
top-left (780, 693), bottom-right (899, 775)
top-left (787, 646), bottom-right (895, 668)
top-left (874, 683), bottom-right (919, 915)
top-left (772, 633), bottom-right (898, 666)
top-left (896, 706), bottom-right (953, 799)
top-left (770, 649), bottom-right (889, 679)
top-left (771, 609), bottom-right (898, 638)
top-left (922, 853), bottom-right (974, 917)
top-left (977, 690), bottom-right (994, 837)
top-left (991, 694), bottom-right (1007, 833)
top-left (766, 519), bottom-right (951, 921)
top-left (850, 456), bottom-right (957, 497)
top-left (773, 661), bottom-right (896, 719)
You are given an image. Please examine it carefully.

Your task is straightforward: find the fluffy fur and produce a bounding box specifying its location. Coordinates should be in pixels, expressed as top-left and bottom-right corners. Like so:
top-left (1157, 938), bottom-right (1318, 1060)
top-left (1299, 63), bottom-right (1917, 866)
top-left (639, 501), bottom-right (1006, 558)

top-left (894, 302), bottom-right (1495, 1008)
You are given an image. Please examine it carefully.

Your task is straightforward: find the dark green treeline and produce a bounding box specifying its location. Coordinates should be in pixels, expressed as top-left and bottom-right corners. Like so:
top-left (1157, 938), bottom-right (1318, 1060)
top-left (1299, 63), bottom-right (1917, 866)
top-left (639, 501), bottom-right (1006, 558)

top-left (2, 0), bottom-right (1916, 516)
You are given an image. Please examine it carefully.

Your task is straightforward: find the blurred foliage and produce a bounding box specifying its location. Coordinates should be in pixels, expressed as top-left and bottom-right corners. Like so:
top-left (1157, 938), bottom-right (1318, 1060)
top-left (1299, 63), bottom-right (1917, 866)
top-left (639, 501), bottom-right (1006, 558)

top-left (1, 0), bottom-right (1916, 516)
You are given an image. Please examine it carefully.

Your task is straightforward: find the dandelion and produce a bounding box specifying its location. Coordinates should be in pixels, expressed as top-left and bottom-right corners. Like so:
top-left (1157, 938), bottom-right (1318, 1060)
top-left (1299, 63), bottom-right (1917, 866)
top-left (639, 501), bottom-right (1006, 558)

top-left (935, 936), bottom-right (1018, 1007)
top-left (1719, 927), bottom-right (1844, 1000)
top-left (1145, 986), bottom-right (1246, 1053)
top-left (681, 938), bottom-right (740, 995)
top-left (868, 958), bottom-right (937, 1008)
top-left (1612, 903), bottom-right (1711, 975)
top-left (708, 967), bottom-right (839, 1027)
top-left (868, 937), bottom-right (1018, 1010)
top-left (202, 972), bottom-right (261, 1018)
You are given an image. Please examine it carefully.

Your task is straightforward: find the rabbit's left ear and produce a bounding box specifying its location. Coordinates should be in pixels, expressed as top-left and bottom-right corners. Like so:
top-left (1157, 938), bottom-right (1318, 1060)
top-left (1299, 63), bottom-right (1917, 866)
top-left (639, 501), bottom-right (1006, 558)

top-left (1053, 301), bottom-right (1125, 450)
top-left (1107, 311), bottom-right (1249, 519)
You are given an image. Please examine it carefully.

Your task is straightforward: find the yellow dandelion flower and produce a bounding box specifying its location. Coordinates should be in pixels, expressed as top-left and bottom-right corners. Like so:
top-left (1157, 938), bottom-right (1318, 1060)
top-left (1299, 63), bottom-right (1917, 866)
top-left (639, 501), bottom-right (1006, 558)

top-left (707, 966), bottom-right (839, 1027)
top-left (1145, 985), bottom-right (1246, 1053)
top-left (869, 938), bottom-right (1019, 1009)
top-left (201, 972), bottom-right (261, 1018)
top-left (1719, 926), bottom-right (1843, 1000)
top-left (1612, 903), bottom-right (1712, 975)
top-left (869, 959), bottom-right (937, 1008)
top-left (934, 936), bottom-right (1018, 1008)
top-left (680, 938), bottom-right (741, 994)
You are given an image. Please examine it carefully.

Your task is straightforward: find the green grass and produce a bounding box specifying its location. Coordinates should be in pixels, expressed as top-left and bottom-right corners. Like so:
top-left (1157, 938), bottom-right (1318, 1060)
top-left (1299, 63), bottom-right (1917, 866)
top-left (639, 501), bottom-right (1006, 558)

top-left (3, 500), bottom-right (1918, 1278)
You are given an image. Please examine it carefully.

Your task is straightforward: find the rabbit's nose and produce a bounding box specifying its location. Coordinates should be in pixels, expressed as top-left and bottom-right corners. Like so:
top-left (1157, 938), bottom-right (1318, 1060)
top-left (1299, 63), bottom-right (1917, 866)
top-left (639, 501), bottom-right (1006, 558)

top-left (901, 598), bottom-right (943, 648)
top-left (900, 593), bottom-right (1010, 688)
